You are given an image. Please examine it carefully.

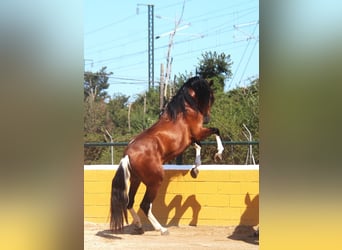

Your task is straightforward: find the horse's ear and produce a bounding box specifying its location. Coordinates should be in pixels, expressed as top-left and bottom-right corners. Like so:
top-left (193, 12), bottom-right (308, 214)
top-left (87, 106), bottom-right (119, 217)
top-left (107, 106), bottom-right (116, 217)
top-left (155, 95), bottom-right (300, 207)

top-left (245, 192), bottom-right (251, 206)
top-left (208, 79), bottom-right (214, 87)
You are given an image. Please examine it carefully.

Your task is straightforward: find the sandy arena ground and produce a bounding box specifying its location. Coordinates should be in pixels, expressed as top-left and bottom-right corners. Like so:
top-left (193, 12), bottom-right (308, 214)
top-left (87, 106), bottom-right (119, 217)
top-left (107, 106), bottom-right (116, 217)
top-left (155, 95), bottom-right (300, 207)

top-left (84, 221), bottom-right (259, 250)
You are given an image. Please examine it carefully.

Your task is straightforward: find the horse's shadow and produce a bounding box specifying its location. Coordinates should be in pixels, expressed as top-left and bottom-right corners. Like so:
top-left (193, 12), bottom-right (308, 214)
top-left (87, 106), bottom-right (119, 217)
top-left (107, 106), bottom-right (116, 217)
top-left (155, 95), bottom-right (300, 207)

top-left (228, 225), bottom-right (259, 245)
top-left (95, 229), bottom-right (122, 239)
top-left (138, 169), bottom-right (202, 227)
top-left (97, 169), bottom-right (201, 237)
top-left (96, 224), bottom-right (154, 239)
top-left (227, 193), bottom-right (259, 245)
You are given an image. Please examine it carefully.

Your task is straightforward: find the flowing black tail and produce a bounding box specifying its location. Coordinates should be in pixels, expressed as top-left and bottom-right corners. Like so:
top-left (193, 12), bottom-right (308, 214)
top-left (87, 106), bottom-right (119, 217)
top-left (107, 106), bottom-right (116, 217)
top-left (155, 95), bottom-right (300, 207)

top-left (110, 155), bottom-right (130, 232)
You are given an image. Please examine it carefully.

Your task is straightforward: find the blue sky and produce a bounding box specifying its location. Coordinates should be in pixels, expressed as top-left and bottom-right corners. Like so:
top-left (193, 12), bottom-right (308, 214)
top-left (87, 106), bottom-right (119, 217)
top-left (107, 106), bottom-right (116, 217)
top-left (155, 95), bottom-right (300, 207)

top-left (84, 0), bottom-right (259, 100)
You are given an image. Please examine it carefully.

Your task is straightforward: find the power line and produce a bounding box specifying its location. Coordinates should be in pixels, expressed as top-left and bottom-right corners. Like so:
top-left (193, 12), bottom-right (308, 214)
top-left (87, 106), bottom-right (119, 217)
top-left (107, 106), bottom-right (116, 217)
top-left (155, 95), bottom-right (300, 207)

top-left (229, 20), bottom-right (259, 88)
top-left (238, 36), bottom-right (258, 86)
top-left (85, 14), bottom-right (136, 36)
top-left (85, 0), bottom-right (251, 37)
top-left (85, 5), bottom-right (257, 54)
top-left (87, 23), bottom-right (237, 68)
top-left (86, 32), bottom-right (254, 74)
top-left (108, 76), bottom-right (146, 82)
top-left (84, 0), bottom-right (259, 91)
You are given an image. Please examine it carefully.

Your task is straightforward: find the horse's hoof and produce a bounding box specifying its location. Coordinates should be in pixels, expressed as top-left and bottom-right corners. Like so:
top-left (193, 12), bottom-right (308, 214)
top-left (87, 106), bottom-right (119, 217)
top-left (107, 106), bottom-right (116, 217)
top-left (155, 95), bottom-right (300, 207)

top-left (190, 167), bottom-right (199, 178)
top-left (214, 153), bottom-right (222, 162)
top-left (161, 229), bottom-right (169, 235)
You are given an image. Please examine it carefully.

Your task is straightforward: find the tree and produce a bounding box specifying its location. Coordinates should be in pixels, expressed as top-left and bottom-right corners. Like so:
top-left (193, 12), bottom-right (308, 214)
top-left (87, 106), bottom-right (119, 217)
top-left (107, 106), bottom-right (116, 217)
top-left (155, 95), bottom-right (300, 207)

top-left (83, 66), bottom-right (113, 137)
top-left (197, 51), bottom-right (233, 91)
top-left (83, 97), bottom-right (108, 164)
top-left (132, 88), bottom-right (160, 131)
top-left (107, 94), bottom-right (130, 137)
top-left (83, 67), bottom-right (113, 163)
top-left (84, 66), bottom-right (112, 101)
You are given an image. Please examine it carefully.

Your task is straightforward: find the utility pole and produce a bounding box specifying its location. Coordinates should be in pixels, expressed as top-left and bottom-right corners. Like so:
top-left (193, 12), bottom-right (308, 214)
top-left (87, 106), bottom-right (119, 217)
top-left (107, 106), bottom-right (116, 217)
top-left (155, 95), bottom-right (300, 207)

top-left (128, 103), bottom-right (132, 133)
top-left (143, 93), bottom-right (147, 129)
top-left (148, 5), bottom-right (154, 89)
top-left (159, 63), bottom-right (164, 111)
top-left (137, 4), bottom-right (154, 90)
top-left (155, 0), bottom-right (186, 100)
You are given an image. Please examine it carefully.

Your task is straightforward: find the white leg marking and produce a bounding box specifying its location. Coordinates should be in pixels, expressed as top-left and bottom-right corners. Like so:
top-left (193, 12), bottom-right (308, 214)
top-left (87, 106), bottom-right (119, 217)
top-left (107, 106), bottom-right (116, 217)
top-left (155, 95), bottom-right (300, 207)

top-left (194, 143), bottom-right (201, 166)
top-left (215, 134), bottom-right (224, 154)
top-left (214, 135), bottom-right (224, 161)
top-left (147, 205), bottom-right (168, 234)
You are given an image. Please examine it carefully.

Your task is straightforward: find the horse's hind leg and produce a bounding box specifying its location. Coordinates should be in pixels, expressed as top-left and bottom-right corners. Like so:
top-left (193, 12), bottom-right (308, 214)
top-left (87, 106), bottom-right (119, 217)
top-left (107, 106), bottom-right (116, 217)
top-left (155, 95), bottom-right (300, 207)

top-left (140, 184), bottom-right (169, 235)
top-left (127, 177), bottom-right (144, 234)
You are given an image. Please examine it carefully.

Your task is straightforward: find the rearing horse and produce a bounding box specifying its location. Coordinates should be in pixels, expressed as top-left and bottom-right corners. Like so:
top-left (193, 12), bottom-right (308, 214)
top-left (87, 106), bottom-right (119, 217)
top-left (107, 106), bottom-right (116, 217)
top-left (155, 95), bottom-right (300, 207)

top-left (110, 76), bottom-right (224, 235)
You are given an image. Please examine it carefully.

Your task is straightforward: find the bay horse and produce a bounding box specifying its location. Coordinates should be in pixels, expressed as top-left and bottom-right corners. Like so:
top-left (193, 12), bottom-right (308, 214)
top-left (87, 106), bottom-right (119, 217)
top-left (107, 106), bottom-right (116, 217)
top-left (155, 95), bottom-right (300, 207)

top-left (110, 76), bottom-right (224, 235)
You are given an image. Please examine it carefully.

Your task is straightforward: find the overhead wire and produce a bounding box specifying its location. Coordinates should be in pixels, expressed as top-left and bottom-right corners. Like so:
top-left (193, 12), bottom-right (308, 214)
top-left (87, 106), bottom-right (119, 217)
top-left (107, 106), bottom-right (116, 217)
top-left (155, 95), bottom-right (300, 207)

top-left (85, 14), bottom-right (137, 36)
top-left (85, 0), bottom-right (258, 87)
top-left (238, 32), bottom-right (259, 86)
top-left (87, 14), bottom-right (249, 68)
top-left (229, 20), bottom-right (259, 88)
top-left (85, 3), bottom-right (256, 55)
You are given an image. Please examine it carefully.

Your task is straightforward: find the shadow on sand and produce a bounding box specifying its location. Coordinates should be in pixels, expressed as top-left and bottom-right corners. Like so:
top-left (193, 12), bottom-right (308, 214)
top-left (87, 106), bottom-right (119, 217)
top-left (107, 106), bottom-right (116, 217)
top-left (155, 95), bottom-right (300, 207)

top-left (228, 193), bottom-right (259, 245)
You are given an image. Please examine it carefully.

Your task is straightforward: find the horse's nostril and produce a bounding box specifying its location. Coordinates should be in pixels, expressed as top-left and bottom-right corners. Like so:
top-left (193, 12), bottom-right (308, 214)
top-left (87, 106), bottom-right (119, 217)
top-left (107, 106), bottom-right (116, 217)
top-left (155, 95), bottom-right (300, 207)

top-left (203, 116), bottom-right (210, 124)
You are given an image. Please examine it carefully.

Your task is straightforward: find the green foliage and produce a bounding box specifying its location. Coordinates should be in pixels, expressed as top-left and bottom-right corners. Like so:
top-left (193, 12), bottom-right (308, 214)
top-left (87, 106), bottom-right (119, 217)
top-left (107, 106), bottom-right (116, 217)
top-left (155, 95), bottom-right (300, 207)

top-left (84, 133), bottom-right (105, 164)
top-left (197, 51), bottom-right (233, 91)
top-left (107, 94), bottom-right (130, 136)
top-left (84, 67), bottom-right (113, 162)
top-left (84, 66), bottom-right (112, 101)
top-left (131, 88), bottom-right (160, 130)
top-left (209, 78), bottom-right (259, 164)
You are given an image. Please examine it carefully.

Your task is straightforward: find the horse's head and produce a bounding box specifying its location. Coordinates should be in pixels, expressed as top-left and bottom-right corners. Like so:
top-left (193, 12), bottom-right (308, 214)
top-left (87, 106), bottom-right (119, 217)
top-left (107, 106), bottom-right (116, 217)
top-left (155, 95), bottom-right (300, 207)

top-left (186, 77), bottom-right (214, 124)
top-left (165, 76), bottom-right (215, 123)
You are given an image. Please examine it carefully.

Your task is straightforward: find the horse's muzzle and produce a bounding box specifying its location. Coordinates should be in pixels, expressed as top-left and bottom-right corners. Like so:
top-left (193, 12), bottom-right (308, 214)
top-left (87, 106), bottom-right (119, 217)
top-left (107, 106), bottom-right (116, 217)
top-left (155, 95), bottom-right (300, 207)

top-left (203, 115), bottom-right (211, 124)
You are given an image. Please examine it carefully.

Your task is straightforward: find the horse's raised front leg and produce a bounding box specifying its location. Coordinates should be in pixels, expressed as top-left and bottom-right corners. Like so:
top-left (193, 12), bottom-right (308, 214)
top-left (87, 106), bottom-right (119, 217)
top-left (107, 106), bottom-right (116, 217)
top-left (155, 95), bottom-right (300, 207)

top-left (190, 127), bottom-right (224, 178)
top-left (197, 127), bottom-right (224, 162)
top-left (214, 132), bottom-right (224, 162)
top-left (194, 142), bottom-right (202, 167)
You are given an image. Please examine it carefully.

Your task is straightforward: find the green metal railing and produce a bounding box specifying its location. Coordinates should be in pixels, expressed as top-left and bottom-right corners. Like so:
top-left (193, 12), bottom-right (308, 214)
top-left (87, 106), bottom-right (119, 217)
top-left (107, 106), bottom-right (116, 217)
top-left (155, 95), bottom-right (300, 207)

top-left (84, 141), bottom-right (259, 147)
top-left (84, 141), bottom-right (259, 165)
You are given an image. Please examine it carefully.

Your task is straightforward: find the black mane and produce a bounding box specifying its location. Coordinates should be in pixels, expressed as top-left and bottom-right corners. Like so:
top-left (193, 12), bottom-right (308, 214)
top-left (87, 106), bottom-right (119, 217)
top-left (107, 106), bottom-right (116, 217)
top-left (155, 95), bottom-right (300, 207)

top-left (164, 76), bottom-right (212, 121)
